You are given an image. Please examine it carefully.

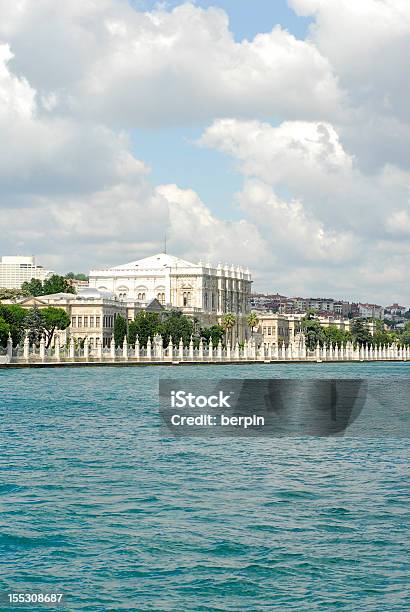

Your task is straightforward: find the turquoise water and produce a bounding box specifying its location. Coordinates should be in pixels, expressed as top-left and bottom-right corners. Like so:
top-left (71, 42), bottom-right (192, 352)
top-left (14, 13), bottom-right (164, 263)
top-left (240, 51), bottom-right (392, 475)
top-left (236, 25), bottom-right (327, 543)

top-left (0, 363), bottom-right (409, 611)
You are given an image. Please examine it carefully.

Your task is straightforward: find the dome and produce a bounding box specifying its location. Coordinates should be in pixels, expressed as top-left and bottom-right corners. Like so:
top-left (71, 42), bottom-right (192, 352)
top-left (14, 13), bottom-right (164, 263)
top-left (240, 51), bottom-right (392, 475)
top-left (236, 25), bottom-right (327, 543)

top-left (78, 287), bottom-right (115, 300)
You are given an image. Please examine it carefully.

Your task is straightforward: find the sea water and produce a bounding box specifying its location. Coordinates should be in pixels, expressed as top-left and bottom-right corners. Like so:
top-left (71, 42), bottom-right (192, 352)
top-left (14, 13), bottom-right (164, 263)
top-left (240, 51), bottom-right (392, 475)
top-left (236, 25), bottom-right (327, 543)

top-left (0, 363), bottom-right (409, 611)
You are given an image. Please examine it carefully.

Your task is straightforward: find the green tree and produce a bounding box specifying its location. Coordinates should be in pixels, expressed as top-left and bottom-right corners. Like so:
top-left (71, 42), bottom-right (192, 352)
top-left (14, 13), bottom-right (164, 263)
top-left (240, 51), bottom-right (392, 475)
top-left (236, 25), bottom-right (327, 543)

top-left (0, 304), bottom-right (27, 345)
top-left (25, 306), bottom-right (70, 348)
top-left (300, 310), bottom-right (325, 350)
top-left (161, 310), bottom-right (194, 347)
top-left (322, 325), bottom-right (352, 347)
top-left (247, 312), bottom-right (259, 337)
top-left (41, 307), bottom-right (71, 348)
top-left (399, 322), bottom-right (410, 346)
top-left (221, 313), bottom-right (236, 344)
top-left (21, 278), bottom-right (44, 296)
top-left (351, 319), bottom-right (372, 346)
top-left (25, 306), bottom-right (44, 345)
top-left (128, 311), bottom-right (161, 347)
top-left (66, 272), bottom-right (88, 281)
top-left (43, 275), bottom-right (75, 295)
top-left (114, 314), bottom-right (128, 347)
top-left (0, 317), bottom-right (11, 347)
top-left (0, 287), bottom-right (29, 301)
top-left (200, 325), bottom-right (224, 345)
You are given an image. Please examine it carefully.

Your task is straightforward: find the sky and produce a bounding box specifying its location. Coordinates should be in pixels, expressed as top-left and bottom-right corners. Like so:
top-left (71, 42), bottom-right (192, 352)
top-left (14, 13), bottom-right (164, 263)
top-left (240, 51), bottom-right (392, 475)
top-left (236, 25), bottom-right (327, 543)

top-left (0, 0), bottom-right (409, 305)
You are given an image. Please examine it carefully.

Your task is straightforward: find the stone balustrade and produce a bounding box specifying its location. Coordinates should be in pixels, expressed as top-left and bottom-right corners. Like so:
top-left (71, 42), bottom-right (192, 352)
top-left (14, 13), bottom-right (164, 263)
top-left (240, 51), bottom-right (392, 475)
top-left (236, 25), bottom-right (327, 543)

top-left (2, 333), bottom-right (410, 366)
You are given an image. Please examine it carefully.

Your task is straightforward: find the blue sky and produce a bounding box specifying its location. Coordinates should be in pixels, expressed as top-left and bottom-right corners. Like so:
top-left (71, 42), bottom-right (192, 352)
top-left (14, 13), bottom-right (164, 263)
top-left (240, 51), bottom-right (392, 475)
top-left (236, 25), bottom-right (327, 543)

top-left (133, 0), bottom-right (312, 41)
top-left (131, 0), bottom-right (312, 219)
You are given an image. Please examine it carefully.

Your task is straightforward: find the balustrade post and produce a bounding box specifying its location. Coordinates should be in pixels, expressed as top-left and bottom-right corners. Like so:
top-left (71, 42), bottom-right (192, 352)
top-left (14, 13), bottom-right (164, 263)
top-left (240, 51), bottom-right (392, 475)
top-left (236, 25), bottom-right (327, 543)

top-left (55, 335), bottom-right (61, 361)
top-left (84, 338), bottom-right (89, 361)
top-left (39, 335), bottom-right (45, 361)
top-left (208, 338), bottom-right (213, 361)
top-left (69, 336), bottom-right (75, 360)
top-left (217, 339), bottom-right (223, 360)
top-left (6, 333), bottom-right (13, 361)
top-left (23, 334), bottom-right (29, 361)
top-left (122, 337), bottom-right (128, 361)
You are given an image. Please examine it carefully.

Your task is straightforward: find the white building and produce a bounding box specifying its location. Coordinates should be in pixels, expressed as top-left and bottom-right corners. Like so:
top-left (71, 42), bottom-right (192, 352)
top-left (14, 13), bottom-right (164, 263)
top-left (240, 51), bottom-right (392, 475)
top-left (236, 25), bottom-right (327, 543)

top-left (358, 303), bottom-right (384, 320)
top-left (0, 256), bottom-right (53, 289)
top-left (89, 253), bottom-right (252, 340)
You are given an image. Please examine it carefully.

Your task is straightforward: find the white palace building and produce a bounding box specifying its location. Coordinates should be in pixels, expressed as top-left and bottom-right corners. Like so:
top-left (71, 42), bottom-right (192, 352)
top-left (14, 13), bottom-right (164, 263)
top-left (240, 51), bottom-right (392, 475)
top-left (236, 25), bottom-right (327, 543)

top-left (89, 253), bottom-right (252, 340)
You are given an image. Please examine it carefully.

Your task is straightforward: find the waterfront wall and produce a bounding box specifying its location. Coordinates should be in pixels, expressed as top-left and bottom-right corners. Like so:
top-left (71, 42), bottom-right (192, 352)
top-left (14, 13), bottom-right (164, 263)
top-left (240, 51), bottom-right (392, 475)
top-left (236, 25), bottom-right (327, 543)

top-left (2, 333), bottom-right (410, 366)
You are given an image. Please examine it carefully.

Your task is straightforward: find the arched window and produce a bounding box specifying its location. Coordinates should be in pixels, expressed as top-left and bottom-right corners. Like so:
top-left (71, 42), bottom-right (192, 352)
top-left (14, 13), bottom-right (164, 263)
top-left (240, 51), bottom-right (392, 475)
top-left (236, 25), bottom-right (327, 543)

top-left (157, 292), bottom-right (165, 305)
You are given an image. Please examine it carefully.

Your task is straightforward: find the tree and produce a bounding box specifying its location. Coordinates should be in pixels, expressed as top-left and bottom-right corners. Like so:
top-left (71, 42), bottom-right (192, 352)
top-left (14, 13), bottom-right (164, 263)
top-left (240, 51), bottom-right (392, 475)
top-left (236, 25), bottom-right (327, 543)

top-left (247, 312), bottom-right (259, 337)
top-left (322, 325), bottom-right (352, 347)
top-left (300, 311), bottom-right (325, 350)
top-left (351, 319), bottom-right (372, 346)
top-left (66, 272), bottom-right (88, 281)
top-left (399, 322), bottom-right (410, 346)
top-left (200, 325), bottom-right (224, 345)
top-left (114, 314), bottom-right (127, 347)
top-left (25, 306), bottom-right (70, 348)
top-left (128, 311), bottom-right (161, 347)
top-left (21, 275), bottom-right (75, 297)
top-left (21, 278), bottom-right (44, 296)
top-left (161, 310), bottom-right (194, 347)
top-left (25, 307), bottom-right (45, 345)
top-left (41, 307), bottom-right (71, 348)
top-left (221, 313), bottom-right (236, 344)
top-left (0, 317), bottom-right (10, 347)
top-left (0, 304), bottom-right (27, 345)
top-left (43, 275), bottom-right (75, 295)
top-left (0, 287), bottom-right (29, 301)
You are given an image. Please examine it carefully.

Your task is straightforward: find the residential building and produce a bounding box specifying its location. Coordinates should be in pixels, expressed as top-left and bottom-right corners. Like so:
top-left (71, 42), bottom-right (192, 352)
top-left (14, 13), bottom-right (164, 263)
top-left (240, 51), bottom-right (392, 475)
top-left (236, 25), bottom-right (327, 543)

top-left (256, 312), bottom-right (376, 347)
top-left (385, 303), bottom-right (407, 316)
top-left (357, 303), bottom-right (384, 320)
top-left (0, 256), bottom-right (53, 289)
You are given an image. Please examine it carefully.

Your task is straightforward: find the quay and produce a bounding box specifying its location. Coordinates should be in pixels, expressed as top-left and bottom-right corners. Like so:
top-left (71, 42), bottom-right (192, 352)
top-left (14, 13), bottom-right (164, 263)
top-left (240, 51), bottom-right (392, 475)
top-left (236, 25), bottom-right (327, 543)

top-left (1, 333), bottom-right (408, 368)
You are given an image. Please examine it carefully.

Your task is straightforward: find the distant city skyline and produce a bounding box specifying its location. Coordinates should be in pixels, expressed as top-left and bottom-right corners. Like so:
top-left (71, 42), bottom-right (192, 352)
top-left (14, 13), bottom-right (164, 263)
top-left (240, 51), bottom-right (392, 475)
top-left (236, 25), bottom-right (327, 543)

top-left (1, 1), bottom-right (409, 304)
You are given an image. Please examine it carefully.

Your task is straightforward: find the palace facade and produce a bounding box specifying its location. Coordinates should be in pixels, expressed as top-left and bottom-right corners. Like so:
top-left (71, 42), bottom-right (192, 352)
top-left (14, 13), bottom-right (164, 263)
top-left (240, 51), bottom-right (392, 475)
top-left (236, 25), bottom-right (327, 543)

top-left (89, 253), bottom-right (252, 340)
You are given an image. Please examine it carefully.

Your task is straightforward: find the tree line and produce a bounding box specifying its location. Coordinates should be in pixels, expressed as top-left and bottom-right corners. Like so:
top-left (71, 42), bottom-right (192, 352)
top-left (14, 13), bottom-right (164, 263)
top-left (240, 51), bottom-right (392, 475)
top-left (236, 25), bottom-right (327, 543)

top-left (301, 311), bottom-right (410, 350)
top-left (0, 304), bottom-right (70, 349)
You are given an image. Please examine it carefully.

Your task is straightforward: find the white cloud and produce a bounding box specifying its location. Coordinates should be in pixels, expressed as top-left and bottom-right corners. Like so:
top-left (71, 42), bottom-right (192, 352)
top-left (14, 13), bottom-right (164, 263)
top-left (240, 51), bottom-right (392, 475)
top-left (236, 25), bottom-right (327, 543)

top-left (289, 0), bottom-right (410, 172)
top-left (0, 1), bottom-right (342, 125)
top-left (198, 117), bottom-right (410, 302)
top-left (157, 183), bottom-right (269, 269)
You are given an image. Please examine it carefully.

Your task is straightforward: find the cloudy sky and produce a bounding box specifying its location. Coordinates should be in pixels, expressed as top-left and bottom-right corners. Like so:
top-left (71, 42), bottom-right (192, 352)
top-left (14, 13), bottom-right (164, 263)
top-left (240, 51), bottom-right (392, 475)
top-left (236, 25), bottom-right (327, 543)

top-left (1, 0), bottom-right (409, 304)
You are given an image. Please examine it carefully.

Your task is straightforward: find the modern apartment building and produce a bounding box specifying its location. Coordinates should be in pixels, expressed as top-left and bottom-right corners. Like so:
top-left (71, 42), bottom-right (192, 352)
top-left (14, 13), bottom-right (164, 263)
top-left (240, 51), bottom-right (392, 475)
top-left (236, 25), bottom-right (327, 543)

top-left (0, 256), bottom-right (53, 289)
